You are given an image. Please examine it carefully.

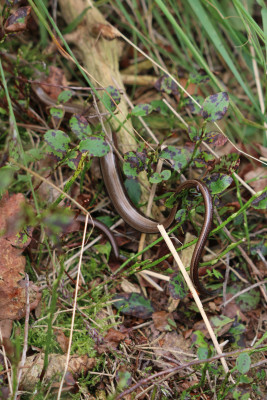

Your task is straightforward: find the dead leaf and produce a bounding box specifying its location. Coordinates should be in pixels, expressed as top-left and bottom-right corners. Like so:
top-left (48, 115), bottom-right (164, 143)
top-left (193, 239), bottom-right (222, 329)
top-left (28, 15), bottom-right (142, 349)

top-left (91, 23), bottom-right (119, 40)
top-left (152, 311), bottom-right (176, 332)
top-left (244, 167), bottom-right (267, 192)
top-left (20, 353), bottom-right (96, 390)
top-left (103, 328), bottom-right (127, 348)
top-left (40, 66), bottom-right (68, 100)
top-left (121, 279), bottom-right (141, 294)
top-left (54, 328), bottom-right (70, 353)
top-left (4, 6), bottom-right (31, 33)
top-left (153, 330), bottom-right (192, 368)
top-left (0, 193), bottom-right (41, 325)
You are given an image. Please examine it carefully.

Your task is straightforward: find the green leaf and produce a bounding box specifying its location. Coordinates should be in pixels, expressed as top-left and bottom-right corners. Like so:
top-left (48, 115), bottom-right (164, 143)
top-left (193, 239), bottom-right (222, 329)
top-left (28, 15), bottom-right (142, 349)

top-left (236, 353), bottom-right (251, 374)
top-left (113, 293), bottom-right (154, 319)
top-left (49, 107), bottom-right (65, 120)
top-left (124, 178), bottom-right (141, 206)
top-left (69, 115), bottom-right (92, 139)
top-left (184, 96), bottom-right (204, 114)
top-left (123, 151), bottom-right (146, 179)
top-left (24, 148), bottom-right (44, 163)
top-left (160, 146), bottom-right (191, 171)
top-left (251, 192), bottom-right (267, 210)
top-left (57, 90), bottom-right (73, 104)
top-left (228, 282), bottom-right (261, 312)
top-left (131, 103), bottom-right (153, 117)
top-left (154, 74), bottom-right (179, 95)
top-left (0, 166), bottom-right (15, 195)
top-left (174, 208), bottom-right (187, 223)
top-left (151, 99), bottom-right (170, 116)
top-left (79, 137), bottom-right (110, 157)
top-left (66, 150), bottom-right (82, 170)
top-left (44, 130), bottom-right (70, 154)
top-left (191, 330), bottom-right (209, 348)
top-left (204, 173), bottom-right (233, 194)
top-left (102, 85), bottom-right (121, 112)
top-left (197, 346), bottom-right (209, 360)
top-left (193, 151), bottom-right (215, 168)
top-left (94, 242), bottom-right (111, 260)
top-left (149, 170), bottom-right (171, 184)
top-left (188, 125), bottom-right (201, 142)
top-left (201, 92), bottom-right (229, 121)
top-left (190, 70), bottom-right (210, 84)
top-left (169, 272), bottom-right (188, 300)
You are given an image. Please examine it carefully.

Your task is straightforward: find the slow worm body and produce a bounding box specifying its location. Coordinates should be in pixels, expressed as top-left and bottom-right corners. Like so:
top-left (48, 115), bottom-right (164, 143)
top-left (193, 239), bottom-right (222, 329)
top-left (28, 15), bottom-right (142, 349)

top-left (34, 85), bottom-right (216, 296)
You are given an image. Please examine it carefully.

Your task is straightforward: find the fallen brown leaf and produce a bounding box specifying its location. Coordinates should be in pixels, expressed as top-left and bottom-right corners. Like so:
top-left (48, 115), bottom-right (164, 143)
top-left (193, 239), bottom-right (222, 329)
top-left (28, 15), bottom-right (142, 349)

top-left (152, 311), bottom-right (176, 332)
top-left (0, 193), bottom-right (41, 335)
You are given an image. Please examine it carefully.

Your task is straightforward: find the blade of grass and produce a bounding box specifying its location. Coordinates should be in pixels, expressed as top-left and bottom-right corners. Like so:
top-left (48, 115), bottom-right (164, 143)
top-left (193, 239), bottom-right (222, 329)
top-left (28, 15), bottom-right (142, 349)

top-left (187, 0), bottom-right (258, 110)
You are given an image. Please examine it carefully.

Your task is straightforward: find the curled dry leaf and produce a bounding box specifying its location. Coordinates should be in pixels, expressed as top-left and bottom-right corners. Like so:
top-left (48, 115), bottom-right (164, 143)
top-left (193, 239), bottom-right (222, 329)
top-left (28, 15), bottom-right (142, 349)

top-left (39, 66), bottom-right (68, 100)
top-left (4, 6), bottom-right (31, 33)
top-left (152, 311), bottom-right (176, 332)
top-left (0, 193), bottom-right (41, 333)
top-left (20, 353), bottom-right (96, 390)
top-left (91, 23), bottom-right (120, 40)
top-left (54, 328), bottom-right (70, 353)
top-left (97, 328), bottom-right (127, 354)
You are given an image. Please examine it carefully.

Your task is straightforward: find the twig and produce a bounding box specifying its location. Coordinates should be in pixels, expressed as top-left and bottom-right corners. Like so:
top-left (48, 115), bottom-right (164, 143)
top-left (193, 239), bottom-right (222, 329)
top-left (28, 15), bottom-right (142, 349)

top-left (56, 214), bottom-right (89, 399)
top-left (14, 274), bottom-right (30, 399)
top-left (138, 271), bottom-right (163, 291)
top-left (157, 225), bottom-right (232, 377)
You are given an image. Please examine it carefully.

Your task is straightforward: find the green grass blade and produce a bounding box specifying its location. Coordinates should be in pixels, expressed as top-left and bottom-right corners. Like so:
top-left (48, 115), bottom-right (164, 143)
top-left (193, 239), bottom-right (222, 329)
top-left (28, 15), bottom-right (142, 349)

top-left (187, 0), bottom-right (258, 109)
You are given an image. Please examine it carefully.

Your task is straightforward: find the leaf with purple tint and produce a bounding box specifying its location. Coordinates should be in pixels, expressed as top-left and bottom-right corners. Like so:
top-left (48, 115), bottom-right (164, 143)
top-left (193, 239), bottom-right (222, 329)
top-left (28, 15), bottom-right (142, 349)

top-left (251, 192), bottom-right (267, 210)
top-left (49, 107), bottom-right (65, 120)
top-left (123, 150), bottom-right (147, 179)
top-left (154, 74), bottom-right (179, 95)
top-left (184, 95), bottom-right (204, 114)
top-left (160, 146), bottom-right (191, 171)
top-left (113, 293), bottom-right (154, 319)
top-left (203, 131), bottom-right (228, 146)
top-left (193, 151), bottom-right (215, 169)
top-left (57, 90), bottom-right (74, 104)
top-left (79, 136), bottom-right (110, 157)
top-left (204, 173), bottom-right (233, 194)
top-left (131, 103), bottom-right (153, 117)
top-left (169, 272), bottom-right (188, 300)
top-left (174, 208), bottom-right (187, 224)
top-left (102, 85), bottom-right (121, 112)
top-left (4, 6), bottom-right (31, 33)
top-left (44, 130), bottom-right (70, 156)
top-left (66, 150), bottom-right (82, 170)
top-left (201, 92), bottom-right (229, 121)
top-left (190, 69), bottom-right (210, 84)
top-left (188, 126), bottom-right (201, 142)
top-left (151, 99), bottom-right (170, 116)
top-left (212, 153), bottom-right (240, 175)
top-left (69, 114), bottom-right (92, 139)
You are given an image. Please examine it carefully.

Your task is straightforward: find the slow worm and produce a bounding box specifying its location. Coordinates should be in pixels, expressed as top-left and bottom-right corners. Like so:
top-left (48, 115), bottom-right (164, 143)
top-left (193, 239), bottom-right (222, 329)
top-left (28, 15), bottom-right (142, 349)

top-left (33, 85), bottom-right (216, 296)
